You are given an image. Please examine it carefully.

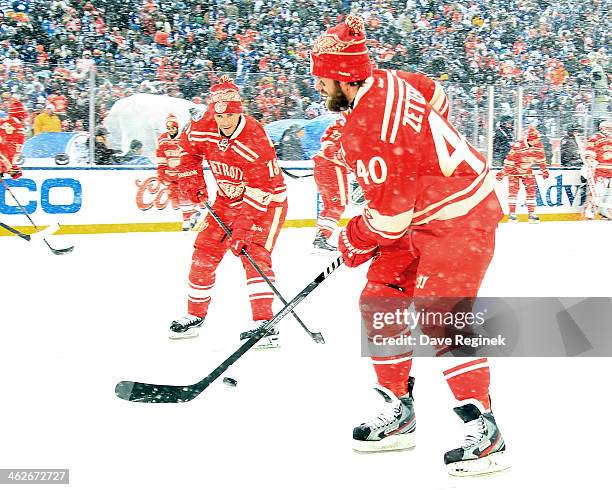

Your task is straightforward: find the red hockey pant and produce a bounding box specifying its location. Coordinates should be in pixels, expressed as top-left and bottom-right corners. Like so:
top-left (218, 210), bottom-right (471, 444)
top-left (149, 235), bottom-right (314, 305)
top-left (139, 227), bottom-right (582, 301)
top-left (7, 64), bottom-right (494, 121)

top-left (314, 162), bottom-right (349, 239)
top-left (360, 227), bottom-right (496, 409)
top-left (507, 175), bottom-right (537, 214)
top-left (187, 197), bottom-right (287, 321)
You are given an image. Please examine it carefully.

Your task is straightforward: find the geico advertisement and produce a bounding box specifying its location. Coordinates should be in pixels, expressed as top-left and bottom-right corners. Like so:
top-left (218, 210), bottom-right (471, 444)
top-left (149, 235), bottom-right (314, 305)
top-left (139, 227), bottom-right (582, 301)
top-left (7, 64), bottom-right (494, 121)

top-left (0, 167), bottom-right (584, 227)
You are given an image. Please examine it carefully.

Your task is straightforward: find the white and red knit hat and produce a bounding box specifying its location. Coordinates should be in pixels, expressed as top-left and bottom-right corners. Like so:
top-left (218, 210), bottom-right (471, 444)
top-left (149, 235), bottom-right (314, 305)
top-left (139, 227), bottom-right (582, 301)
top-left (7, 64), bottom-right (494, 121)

top-left (166, 113), bottom-right (179, 128)
top-left (207, 75), bottom-right (243, 114)
top-left (310, 15), bottom-right (372, 82)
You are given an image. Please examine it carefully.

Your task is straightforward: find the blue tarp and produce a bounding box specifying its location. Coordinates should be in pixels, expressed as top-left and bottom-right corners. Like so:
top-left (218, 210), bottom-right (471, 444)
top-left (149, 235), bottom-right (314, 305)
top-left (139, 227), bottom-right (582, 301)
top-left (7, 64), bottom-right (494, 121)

top-left (264, 119), bottom-right (309, 142)
top-left (22, 132), bottom-right (81, 158)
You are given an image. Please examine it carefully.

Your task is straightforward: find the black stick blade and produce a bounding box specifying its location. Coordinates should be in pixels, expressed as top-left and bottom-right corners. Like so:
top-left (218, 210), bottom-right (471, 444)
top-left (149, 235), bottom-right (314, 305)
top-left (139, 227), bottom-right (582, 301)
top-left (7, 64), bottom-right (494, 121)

top-left (48, 243), bottom-right (74, 255)
top-left (312, 332), bottom-right (325, 344)
top-left (114, 380), bottom-right (200, 403)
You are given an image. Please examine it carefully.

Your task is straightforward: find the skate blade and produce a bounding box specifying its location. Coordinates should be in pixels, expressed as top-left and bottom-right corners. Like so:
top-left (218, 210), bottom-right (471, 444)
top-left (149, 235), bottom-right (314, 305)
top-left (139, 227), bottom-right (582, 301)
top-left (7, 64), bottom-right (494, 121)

top-left (446, 451), bottom-right (510, 477)
top-left (352, 433), bottom-right (416, 453)
top-left (168, 330), bottom-right (200, 340)
top-left (311, 248), bottom-right (338, 256)
top-left (253, 336), bottom-right (280, 350)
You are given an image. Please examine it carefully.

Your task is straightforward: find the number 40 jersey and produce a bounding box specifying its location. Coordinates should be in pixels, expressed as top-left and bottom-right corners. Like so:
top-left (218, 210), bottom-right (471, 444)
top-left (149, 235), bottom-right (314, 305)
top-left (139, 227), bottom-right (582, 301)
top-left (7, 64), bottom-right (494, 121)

top-left (339, 69), bottom-right (503, 245)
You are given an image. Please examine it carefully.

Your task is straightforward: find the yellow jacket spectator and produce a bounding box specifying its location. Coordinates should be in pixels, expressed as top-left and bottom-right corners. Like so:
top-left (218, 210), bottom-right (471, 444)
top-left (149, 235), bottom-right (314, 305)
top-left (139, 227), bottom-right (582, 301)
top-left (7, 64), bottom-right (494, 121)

top-left (33, 104), bottom-right (62, 135)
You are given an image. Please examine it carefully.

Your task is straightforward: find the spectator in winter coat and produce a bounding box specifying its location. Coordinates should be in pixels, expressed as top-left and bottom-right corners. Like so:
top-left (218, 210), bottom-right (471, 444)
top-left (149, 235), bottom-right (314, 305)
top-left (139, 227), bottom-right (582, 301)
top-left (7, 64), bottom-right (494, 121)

top-left (560, 125), bottom-right (584, 167)
top-left (93, 127), bottom-right (122, 165)
top-left (492, 116), bottom-right (514, 165)
top-left (33, 104), bottom-right (62, 135)
top-left (279, 124), bottom-right (306, 160)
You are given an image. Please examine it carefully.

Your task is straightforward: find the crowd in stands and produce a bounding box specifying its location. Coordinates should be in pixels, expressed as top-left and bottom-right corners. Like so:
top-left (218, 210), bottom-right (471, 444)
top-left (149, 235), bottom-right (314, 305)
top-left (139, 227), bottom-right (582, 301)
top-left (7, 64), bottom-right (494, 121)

top-left (0, 0), bottom-right (609, 138)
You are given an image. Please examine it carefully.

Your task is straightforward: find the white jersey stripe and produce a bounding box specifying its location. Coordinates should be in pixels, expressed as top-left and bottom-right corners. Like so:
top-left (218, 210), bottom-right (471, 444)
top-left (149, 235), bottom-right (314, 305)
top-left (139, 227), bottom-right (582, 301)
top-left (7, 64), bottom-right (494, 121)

top-left (389, 74), bottom-right (405, 145)
top-left (371, 354), bottom-right (413, 365)
top-left (234, 140), bottom-right (259, 159)
top-left (265, 205), bottom-right (284, 251)
top-left (444, 361), bottom-right (489, 380)
top-left (380, 71), bottom-right (395, 143)
top-left (232, 146), bottom-right (255, 162)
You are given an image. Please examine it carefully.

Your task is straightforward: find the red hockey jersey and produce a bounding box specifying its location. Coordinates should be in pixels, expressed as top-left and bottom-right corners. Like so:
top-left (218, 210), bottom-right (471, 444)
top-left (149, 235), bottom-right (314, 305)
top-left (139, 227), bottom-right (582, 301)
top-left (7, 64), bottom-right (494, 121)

top-left (584, 132), bottom-right (612, 179)
top-left (497, 140), bottom-right (547, 178)
top-left (0, 116), bottom-right (25, 166)
top-left (317, 69), bottom-right (448, 169)
top-left (338, 69), bottom-right (502, 245)
top-left (179, 113), bottom-right (286, 214)
top-left (156, 131), bottom-right (182, 183)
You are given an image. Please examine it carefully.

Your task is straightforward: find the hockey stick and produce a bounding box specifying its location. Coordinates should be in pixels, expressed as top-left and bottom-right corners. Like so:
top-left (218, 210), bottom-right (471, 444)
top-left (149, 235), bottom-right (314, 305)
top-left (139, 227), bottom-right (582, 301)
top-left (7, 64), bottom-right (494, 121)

top-left (203, 201), bottom-right (325, 344)
top-left (281, 167), bottom-right (314, 179)
top-left (0, 221), bottom-right (31, 241)
top-left (0, 178), bottom-right (74, 255)
top-left (115, 256), bottom-right (343, 403)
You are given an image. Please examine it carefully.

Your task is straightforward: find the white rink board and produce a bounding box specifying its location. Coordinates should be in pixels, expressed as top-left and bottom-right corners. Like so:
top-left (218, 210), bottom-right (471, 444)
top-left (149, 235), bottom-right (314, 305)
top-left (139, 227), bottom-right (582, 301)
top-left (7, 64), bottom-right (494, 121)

top-left (0, 164), bottom-right (585, 230)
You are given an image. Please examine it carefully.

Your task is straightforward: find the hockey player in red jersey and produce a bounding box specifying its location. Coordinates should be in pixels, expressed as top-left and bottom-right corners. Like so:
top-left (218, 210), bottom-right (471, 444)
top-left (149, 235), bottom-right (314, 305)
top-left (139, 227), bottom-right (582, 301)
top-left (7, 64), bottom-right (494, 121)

top-left (155, 114), bottom-right (199, 230)
top-left (0, 99), bottom-right (27, 179)
top-left (496, 126), bottom-right (549, 223)
top-left (311, 16), bottom-right (507, 475)
top-left (170, 77), bottom-right (287, 348)
top-left (312, 116), bottom-right (350, 253)
top-left (312, 74), bottom-right (449, 253)
top-left (583, 120), bottom-right (612, 219)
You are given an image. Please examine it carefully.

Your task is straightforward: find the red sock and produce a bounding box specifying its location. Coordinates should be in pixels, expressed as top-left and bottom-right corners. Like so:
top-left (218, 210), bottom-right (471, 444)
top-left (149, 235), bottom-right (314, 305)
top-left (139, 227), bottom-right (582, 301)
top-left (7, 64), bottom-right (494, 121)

top-left (443, 358), bottom-right (491, 410)
top-left (371, 353), bottom-right (413, 398)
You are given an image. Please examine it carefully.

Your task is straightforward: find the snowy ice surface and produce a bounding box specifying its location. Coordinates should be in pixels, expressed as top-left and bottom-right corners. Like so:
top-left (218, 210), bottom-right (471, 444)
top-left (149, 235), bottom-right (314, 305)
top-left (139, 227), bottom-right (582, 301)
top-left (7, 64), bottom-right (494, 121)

top-left (0, 221), bottom-right (610, 489)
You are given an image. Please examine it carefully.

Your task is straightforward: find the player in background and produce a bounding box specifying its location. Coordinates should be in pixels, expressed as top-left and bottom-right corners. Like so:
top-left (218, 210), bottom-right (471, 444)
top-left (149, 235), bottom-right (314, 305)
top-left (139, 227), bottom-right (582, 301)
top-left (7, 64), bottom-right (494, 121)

top-left (156, 114), bottom-right (200, 231)
top-left (0, 99), bottom-right (27, 179)
top-left (171, 77), bottom-right (288, 348)
top-left (583, 120), bottom-right (612, 220)
top-left (496, 126), bottom-right (549, 223)
top-left (312, 115), bottom-right (350, 252)
top-left (312, 73), bottom-right (449, 253)
top-left (311, 16), bottom-right (507, 475)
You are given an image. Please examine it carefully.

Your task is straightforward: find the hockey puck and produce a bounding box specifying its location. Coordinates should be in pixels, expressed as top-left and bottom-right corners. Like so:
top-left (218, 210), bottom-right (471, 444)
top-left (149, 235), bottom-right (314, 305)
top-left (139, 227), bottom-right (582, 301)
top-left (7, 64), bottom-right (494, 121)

top-left (223, 377), bottom-right (238, 387)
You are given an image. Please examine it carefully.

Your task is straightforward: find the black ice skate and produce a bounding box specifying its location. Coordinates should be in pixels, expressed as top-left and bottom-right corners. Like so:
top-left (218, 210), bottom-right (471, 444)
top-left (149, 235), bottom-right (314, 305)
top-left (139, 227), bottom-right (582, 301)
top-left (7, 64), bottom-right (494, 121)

top-left (508, 213), bottom-right (518, 223)
top-left (444, 399), bottom-right (509, 476)
top-left (353, 378), bottom-right (416, 452)
top-left (528, 213), bottom-right (540, 223)
top-left (239, 320), bottom-right (280, 349)
top-left (312, 230), bottom-right (337, 254)
top-left (169, 314), bottom-right (205, 339)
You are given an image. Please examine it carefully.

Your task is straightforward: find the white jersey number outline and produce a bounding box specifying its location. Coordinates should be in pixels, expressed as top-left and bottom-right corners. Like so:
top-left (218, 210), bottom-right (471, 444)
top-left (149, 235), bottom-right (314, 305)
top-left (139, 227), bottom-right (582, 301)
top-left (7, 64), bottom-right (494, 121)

top-left (356, 156), bottom-right (388, 185)
top-left (429, 111), bottom-right (485, 177)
